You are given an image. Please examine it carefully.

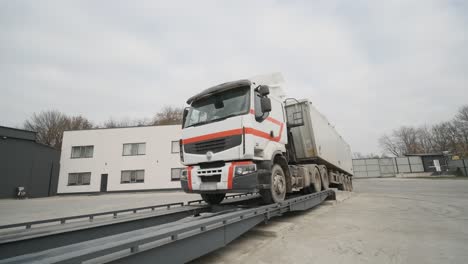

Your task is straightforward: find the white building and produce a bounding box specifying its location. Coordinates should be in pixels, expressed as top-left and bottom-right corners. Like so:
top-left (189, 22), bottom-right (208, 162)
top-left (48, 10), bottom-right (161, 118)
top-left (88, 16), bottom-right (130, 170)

top-left (58, 125), bottom-right (184, 194)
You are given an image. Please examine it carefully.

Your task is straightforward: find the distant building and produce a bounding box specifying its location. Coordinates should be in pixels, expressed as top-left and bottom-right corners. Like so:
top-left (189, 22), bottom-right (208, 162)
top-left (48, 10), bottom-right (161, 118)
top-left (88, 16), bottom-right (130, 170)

top-left (0, 126), bottom-right (60, 198)
top-left (58, 125), bottom-right (183, 194)
top-left (405, 153), bottom-right (448, 172)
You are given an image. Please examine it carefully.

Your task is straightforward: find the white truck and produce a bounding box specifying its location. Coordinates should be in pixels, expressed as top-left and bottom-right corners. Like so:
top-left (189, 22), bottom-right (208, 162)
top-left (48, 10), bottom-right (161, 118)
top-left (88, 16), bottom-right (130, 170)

top-left (179, 74), bottom-right (353, 204)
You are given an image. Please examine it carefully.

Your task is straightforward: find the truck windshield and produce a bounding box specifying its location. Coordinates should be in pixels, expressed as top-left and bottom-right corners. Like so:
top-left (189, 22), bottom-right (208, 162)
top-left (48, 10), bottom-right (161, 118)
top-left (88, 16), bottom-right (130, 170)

top-left (184, 86), bottom-right (250, 128)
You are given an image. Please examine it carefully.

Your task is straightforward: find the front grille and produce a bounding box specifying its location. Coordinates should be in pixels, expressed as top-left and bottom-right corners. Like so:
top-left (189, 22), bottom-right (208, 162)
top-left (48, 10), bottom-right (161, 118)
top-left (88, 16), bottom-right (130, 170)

top-left (197, 168), bottom-right (222, 182)
top-left (184, 135), bottom-right (242, 154)
top-left (197, 169), bottom-right (223, 175)
top-left (199, 161), bottom-right (226, 169)
top-left (196, 138), bottom-right (226, 153)
top-left (200, 175), bottom-right (221, 182)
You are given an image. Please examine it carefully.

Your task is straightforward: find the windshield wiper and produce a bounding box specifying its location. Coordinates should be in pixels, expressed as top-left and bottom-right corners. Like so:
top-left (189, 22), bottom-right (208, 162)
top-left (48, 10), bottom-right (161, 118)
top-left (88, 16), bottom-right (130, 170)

top-left (210, 113), bottom-right (242, 122)
top-left (186, 120), bottom-right (211, 128)
top-left (186, 112), bottom-right (244, 128)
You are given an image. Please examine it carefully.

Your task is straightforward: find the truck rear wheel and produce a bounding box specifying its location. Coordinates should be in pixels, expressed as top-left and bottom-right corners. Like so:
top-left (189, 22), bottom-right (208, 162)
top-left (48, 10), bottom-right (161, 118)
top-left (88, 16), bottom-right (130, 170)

top-left (201, 193), bottom-right (226, 205)
top-left (338, 174), bottom-right (345, 191)
top-left (318, 165), bottom-right (329, 190)
top-left (311, 166), bottom-right (322, 192)
top-left (260, 164), bottom-right (286, 204)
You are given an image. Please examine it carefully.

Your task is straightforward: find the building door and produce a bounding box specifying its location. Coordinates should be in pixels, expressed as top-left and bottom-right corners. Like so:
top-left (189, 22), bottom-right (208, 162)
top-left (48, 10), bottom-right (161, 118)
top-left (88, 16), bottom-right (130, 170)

top-left (100, 174), bottom-right (108, 192)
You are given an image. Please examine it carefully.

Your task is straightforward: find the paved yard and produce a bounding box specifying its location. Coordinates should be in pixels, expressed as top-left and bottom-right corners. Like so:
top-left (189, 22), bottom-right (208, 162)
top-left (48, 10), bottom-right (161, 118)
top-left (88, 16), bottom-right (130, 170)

top-left (194, 178), bottom-right (468, 264)
top-left (1, 178), bottom-right (467, 263)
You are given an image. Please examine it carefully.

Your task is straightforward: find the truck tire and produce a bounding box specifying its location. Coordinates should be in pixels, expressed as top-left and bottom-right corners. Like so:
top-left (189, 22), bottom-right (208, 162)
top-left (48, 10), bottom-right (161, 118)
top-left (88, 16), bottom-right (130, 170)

top-left (338, 174), bottom-right (345, 191)
top-left (311, 166), bottom-right (322, 192)
top-left (260, 164), bottom-right (286, 203)
top-left (201, 193), bottom-right (226, 205)
top-left (344, 176), bottom-right (350, 191)
top-left (318, 165), bottom-right (330, 190)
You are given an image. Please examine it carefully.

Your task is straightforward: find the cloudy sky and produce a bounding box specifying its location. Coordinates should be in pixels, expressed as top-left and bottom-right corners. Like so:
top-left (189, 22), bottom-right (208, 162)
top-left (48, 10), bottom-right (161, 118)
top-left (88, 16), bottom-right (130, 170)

top-left (1, 0), bottom-right (467, 154)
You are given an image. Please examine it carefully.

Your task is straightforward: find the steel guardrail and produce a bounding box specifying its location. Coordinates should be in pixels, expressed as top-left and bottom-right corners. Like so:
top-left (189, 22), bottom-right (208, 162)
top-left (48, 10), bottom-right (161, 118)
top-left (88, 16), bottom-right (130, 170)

top-left (0, 193), bottom-right (256, 232)
top-left (0, 190), bottom-right (334, 264)
top-left (0, 202), bottom-right (185, 231)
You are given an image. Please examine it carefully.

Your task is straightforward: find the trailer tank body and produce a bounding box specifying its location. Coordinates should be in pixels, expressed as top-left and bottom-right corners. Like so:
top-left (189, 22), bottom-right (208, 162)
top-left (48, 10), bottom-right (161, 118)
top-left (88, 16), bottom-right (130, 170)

top-left (285, 100), bottom-right (353, 175)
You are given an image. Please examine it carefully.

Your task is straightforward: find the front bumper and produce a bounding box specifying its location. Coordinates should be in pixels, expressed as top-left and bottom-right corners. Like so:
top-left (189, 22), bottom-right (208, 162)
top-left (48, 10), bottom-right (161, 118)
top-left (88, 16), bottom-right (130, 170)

top-left (181, 161), bottom-right (270, 193)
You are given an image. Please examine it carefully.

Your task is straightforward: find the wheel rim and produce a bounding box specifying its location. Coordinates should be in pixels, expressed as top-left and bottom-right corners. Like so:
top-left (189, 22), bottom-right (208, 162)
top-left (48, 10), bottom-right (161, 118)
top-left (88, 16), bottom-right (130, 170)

top-left (273, 171), bottom-right (286, 195)
top-left (321, 168), bottom-right (329, 189)
top-left (314, 169), bottom-right (321, 191)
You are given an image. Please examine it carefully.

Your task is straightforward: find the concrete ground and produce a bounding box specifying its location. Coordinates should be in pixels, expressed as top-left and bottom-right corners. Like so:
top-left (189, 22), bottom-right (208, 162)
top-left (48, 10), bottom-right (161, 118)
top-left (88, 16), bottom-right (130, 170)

top-left (0, 191), bottom-right (200, 225)
top-left (194, 178), bottom-right (468, 264)
top-left (1, 178), bottom-right (467, 263)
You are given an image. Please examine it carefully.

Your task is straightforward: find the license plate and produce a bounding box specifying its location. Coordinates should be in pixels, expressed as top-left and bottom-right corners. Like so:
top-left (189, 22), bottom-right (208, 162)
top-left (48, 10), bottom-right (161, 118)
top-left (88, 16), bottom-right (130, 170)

top-left (200, 183), bottom-right (217, 191)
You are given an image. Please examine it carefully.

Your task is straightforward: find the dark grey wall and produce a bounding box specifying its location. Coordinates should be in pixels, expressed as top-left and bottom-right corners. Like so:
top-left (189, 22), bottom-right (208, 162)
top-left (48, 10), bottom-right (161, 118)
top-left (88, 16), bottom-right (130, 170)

top-left (0, 126), bottom-right (36, 141)
top-left (420, 155), bottom-right (447, 172)
top-left (0, 137), bottom-right (60, 198)
top-left (448, 159), bottom-right (468, 176)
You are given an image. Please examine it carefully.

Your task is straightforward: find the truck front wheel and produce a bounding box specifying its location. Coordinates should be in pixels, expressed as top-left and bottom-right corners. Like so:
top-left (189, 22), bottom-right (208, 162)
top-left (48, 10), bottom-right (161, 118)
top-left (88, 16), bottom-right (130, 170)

top-left (260, 164), bottom-right (286, 204)
top-left (201, 193), bottom-right (226, 205)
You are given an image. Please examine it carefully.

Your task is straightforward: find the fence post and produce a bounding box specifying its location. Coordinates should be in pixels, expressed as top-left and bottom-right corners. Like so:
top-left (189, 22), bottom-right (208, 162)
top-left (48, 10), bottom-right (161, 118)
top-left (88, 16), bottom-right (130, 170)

top-left (408, 157), bottom-right (412, 173)
top-left (395, 157), bottom-right (399, 174)
top-left (463, 159), bottom-right (468, 177)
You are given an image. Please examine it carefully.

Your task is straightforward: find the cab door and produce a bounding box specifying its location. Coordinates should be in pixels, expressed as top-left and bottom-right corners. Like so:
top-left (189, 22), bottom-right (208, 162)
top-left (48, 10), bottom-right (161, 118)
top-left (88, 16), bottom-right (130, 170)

top-left (251, 90), bottom-right (286, 158)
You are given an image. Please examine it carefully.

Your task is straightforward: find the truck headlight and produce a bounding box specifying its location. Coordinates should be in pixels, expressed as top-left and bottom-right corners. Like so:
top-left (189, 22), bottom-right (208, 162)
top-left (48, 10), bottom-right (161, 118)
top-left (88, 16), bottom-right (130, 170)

top-left (234, 164), bottom-right (256, 176)
top-left (180, 169), bottom-right (188, 180)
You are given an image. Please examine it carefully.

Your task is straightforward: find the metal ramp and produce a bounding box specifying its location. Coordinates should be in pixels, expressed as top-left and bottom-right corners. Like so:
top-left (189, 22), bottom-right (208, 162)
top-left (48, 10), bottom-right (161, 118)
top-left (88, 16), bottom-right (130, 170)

top-left (0, 190), bottom-right (334, 264)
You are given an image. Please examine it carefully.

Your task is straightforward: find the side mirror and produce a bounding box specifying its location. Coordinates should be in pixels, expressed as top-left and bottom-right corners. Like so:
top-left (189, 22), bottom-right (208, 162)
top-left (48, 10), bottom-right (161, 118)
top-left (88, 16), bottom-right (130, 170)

top-left (182, 107), bottom-right (189, 128)
top-left (261, 97), bottom-right (272, 113)
top-left (257, 85), bottom-right (270, 96)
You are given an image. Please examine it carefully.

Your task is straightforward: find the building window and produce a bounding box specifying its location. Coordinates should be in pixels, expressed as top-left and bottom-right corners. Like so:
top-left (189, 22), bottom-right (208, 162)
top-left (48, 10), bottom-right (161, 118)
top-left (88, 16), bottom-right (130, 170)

top-left (171, 168), bottom-right (184, 181)
top-left (121, 170), bottom-right (145, 183)
top-left (71, 146), bottom-right (94, 158)
top-left (123, 143), bottom-right (146, 156)
top-left (68, 172), bottom-right (91, 186)
top-left (171, 141), bottom-right (180, 153)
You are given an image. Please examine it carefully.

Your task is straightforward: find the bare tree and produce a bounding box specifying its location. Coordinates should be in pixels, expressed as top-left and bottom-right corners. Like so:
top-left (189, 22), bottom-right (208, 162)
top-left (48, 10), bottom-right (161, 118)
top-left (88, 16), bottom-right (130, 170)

top-left (67, 116), bottom-right (94, 130)
top-left (379, 134), bottom-right (403, 156)
top-left (23, 110), bottom-right (93, 149)
top-left (454, 105), bottom-right (468, 156)
top-left (102, 117), bottom-right (150, 128)
top-left (395, 126), bottom-right (420, 154)
top-left (379, 105), bottom-right (468, 158)
top-left (353, 152), bottom-right (365, 159)
top-left (416, 125), bottom-right (434, 153)
top-left (152, 106), bottom-right (184, 125)
top-left (455, 105), bottom-right (468, 122)
top-left (431, 122), bottom-right (453, 153)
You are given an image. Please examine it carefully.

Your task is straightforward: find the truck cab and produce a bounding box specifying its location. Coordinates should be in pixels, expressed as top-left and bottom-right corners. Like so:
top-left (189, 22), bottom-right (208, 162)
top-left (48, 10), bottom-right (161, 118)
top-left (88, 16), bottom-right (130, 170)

top-left (180, 77), bottom-right (289, 204)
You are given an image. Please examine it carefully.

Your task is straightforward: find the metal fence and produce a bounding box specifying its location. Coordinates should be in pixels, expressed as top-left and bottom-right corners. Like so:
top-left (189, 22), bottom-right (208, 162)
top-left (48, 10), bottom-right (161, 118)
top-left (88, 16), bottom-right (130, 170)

top-left (353, 157), bottom-right (468, 178)
top-left (447, 159), bottom-right (468, 176)
top-left (353, 157), bottom-right (424, 178)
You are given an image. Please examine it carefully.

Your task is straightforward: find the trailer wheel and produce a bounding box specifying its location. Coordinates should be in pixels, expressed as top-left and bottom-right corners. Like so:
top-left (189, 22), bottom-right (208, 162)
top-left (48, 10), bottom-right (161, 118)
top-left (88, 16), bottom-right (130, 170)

top-left (201, 193), bottom-right (226, 205)
top-left (311, 166), bottom-right (322, 192)
top-left (261, 164), bottom-right (286, 203)
top-left (345, 176), bottom-right (351, 191)
top-left (318, 165), bottom-right (330, 190)
top-left (338, 174), bottom-right (345, 191)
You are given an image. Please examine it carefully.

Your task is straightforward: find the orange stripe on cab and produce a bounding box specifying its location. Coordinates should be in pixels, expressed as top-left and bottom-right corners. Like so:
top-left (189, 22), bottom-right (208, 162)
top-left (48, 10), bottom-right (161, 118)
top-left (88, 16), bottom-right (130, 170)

top-left (187, 166), bottom-right (193, 190)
